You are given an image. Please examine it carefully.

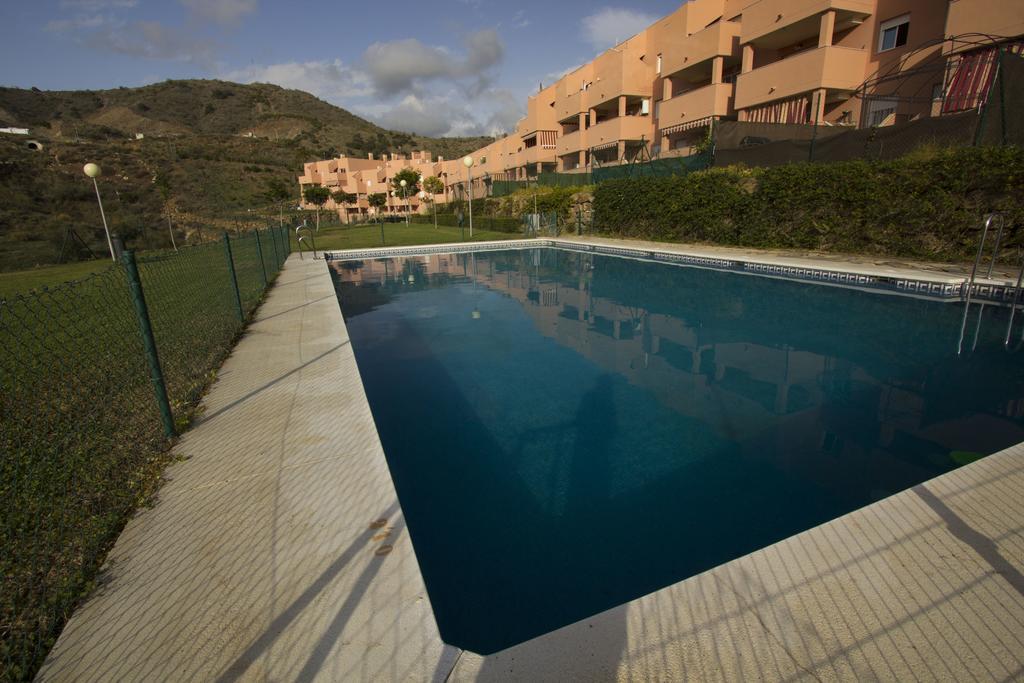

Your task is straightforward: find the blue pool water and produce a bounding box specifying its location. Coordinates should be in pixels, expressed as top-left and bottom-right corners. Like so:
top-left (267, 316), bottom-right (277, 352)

top-left (330, 248), bottom-right (1024, 655)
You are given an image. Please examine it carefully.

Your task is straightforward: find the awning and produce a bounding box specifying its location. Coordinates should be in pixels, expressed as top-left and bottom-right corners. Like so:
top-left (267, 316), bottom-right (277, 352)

top-left (660, 116), bottom-right (713, 137)
top-left (590, 140), bottom-right (619, 151)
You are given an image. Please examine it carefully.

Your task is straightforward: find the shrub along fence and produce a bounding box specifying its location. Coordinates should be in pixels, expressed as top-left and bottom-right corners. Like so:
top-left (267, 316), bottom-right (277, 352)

top-left (0, 226), bottom-right (291, 681)
top-left (591, 146), bottom-right (1024, 263)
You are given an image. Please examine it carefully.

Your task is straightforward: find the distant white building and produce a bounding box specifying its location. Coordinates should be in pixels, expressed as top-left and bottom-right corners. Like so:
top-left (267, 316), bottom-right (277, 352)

top-left (0, 127), bottom-right (29, 135)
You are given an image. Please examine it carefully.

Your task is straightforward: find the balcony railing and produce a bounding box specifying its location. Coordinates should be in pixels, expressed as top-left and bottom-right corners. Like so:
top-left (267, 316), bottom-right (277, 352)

top-left (556, 129), bottom-right (584, 156)
top-left (521, 144), bottom-right (559, 166)
top-left (735, 45), bottom-right (868, 110)
top-left (661, 21), bottom-right (741, 78)
top-left (740, 0), bottom-right (873, 45)
top-left (658, 83), bottom-right (734, 131)
top-left (587, 115), bottom-right (653, 148)
top-left (556, 91), bottom-right (585, 123)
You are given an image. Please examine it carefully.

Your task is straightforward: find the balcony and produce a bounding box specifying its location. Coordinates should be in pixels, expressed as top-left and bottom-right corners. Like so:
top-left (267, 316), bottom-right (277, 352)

top-left (521, 144), bottom-right (558, 166)
top-left (585, 48), bottom-right (654, 110)
top-left (556, 129), bottom-right (584, 157)
top-left (587, 115), bottom-right (653, 148)
top-left (734, 45), bottom-right (867, 110)
top-left (658, 83), bottom-right (734, 130)
top-left (661, 21), bottom-right (741, 78)
top-left (740, 0), bottom-right (873, 47)
top-left (556, 91), bottom-right (585, 123)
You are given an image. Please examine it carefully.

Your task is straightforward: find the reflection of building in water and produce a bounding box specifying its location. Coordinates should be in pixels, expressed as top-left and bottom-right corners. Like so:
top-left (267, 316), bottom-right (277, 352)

top-left (333, 252), bottom-right (1024, 499)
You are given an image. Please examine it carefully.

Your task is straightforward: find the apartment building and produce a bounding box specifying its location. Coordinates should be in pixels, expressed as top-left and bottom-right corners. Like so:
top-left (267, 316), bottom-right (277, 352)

top-left (300, 0), bottom-right (1022, 211)
top-left (296, 150), bottom-right (449, 223)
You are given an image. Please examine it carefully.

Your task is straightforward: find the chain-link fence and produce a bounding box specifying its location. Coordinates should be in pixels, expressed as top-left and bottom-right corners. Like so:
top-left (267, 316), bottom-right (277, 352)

top-left (0, 225), bottom-right (291, 682)
top-left (409, 212), bottom-right (522, 234)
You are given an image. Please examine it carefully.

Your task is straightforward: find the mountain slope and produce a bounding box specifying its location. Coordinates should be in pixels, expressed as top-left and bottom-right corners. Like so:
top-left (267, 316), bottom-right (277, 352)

top-left (0, 80), bottom-right (493, 271)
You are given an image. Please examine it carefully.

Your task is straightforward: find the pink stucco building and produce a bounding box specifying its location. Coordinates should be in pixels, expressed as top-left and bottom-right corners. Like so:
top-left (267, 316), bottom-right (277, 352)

top-left (300, 0), bottom-right (1023, 219)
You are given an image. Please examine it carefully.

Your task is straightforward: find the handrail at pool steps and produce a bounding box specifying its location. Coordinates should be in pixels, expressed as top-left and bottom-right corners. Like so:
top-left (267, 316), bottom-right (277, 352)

top-left (957, 212), bottom-right (1021, 355)
top-left (295, 221), bottom-right (319, 260)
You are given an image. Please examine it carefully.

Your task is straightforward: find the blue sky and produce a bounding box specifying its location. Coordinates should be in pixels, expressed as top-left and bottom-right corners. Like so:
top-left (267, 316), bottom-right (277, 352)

top-left (0, 0), bottom-right (682, 137)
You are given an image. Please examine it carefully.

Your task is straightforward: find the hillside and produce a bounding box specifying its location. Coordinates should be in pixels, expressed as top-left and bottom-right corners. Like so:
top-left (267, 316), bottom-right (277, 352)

top-left (0, 80), bottom-right (494, 272)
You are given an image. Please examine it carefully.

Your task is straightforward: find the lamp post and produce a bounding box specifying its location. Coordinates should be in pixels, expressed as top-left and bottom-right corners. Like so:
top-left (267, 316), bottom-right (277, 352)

top-left (400, 178), bottom-right (409, 225)
top-left (463, 156), bottom-right (474, 237)
top-left (84, 162), bottom-right (115, 261)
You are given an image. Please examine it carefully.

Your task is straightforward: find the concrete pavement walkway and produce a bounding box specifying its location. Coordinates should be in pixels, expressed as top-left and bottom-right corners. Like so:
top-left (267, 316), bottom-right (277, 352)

top-left (37, 254), bottom-right (457, 682)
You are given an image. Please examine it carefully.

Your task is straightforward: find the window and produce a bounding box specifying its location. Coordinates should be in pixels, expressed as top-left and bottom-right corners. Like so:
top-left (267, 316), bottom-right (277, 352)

top-left (878, 14), bottom-right (909, 52)
top-left (866, 98), bottom-right (898, 127)
top-left (656, 53), bottom-right (663, 74)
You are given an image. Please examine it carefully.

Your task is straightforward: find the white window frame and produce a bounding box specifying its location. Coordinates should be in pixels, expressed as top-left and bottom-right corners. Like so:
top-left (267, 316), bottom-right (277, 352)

top-left (878, 14), bottom-right (910, 53)
top-left (656, 53), bottom-right (663, 74)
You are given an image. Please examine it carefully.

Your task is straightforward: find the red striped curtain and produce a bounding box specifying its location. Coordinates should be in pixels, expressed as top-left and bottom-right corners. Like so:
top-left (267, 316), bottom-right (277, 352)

top-left (746, 95), bottom-right (810, 124)
top-left (943, 42), bottom-right (1024, 113)
top-left (538, 130), bottom-right (558, 148)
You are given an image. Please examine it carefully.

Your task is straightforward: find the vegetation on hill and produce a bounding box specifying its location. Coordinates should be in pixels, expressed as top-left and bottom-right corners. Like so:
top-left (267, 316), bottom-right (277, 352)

top-left (0, 80), bottom-right (493, 272)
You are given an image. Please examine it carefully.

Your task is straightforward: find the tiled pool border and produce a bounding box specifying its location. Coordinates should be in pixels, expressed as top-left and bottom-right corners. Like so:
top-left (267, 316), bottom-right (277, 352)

top-left (325, 238), bottom-right (1020, 304)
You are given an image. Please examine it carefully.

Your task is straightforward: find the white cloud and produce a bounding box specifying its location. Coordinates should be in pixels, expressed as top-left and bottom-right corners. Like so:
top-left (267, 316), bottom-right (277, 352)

top-left (180, 0), bottom-right (258, 25)
top-left (545, 62), bottom-right (583, 85)
top-left (86, 20), bottom-right (215, 65)
top-left (363, 29), bottom-right (504, 96)
top-left (222, 59), bottom-right (373, 100)
top-left (359, 86), bottom-right (522, 138)
top-left (58, 0), bottom-right (136, 9)
top-left (512, 10), bottom-right (530, 29)
top-left (45, 14), bottom-right (110, 32)
top-left (581, 7), bottom-right (657, 50)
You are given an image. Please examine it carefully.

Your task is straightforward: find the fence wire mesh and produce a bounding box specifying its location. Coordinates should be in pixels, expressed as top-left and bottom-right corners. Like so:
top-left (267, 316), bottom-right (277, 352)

top-left (0, 226), bottom-right (291, 681)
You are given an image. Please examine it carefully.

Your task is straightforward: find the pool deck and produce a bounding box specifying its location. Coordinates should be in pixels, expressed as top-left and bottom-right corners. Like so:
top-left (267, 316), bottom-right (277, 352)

top-left (557, 235), bottom-right (1022, 287)
top-left (38, 247), bottom-right (1024, 682)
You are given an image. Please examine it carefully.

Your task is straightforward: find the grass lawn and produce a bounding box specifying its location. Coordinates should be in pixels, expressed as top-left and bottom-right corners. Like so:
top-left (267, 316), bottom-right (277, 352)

top-left (0, 223), bottom-right (525, 298)
top-left (0, 259), bottom-right (115, 299)
top-left (309, 222), bottom-right (522, 252)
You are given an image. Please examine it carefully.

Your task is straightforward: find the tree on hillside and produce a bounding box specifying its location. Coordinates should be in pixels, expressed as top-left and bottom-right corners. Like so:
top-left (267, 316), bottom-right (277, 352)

top-left (303, 185), bottom-right (331, 232)
top-left (263, 177), bottom-right (293, 228)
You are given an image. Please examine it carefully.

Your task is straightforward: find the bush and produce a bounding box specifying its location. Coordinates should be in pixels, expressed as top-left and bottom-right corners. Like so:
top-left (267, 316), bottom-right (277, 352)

top-left (592, 146), bottom-right (1024, 262)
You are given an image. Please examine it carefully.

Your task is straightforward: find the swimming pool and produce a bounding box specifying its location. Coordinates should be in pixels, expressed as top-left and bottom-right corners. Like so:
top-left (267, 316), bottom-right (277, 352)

top-left (330, 247), bottom-right (1024, 655)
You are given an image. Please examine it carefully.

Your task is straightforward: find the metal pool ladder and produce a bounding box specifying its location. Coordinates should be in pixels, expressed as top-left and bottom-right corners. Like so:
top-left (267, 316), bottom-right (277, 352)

top-left (295, 221), bottom-right (319, 260)
top-left (957, 213), bottom-right (1022, 355)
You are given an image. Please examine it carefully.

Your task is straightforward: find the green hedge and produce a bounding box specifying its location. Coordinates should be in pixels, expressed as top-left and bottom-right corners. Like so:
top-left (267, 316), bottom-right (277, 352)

top-left (592, 146), bottom-right (1024, 262)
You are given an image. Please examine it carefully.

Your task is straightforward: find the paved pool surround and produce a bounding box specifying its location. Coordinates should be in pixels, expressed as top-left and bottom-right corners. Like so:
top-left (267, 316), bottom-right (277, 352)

top-left (38, 245), bottom-right (1024, 682)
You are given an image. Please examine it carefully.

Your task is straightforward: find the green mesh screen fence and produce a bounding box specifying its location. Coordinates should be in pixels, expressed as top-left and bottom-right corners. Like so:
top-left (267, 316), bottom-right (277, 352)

top-left (537, 172), bottom-right (593, 187)
top-left (409, 213), bottom-right (523, 233)
top-left (976, 49), bottom-right (1024, 148)
top-left (0, 226), bottom-right (291, 681)
top-left (592, 151), bottom-right (712, 183)
top-left (490, 180), bottom-right (531, 197)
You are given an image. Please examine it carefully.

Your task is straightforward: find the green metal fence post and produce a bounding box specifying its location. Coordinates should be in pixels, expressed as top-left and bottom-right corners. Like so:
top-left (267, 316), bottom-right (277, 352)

top-left (268, 224), bottom-right (280, 270)
top-left (254, 229), bottom-right (268, 287)
top-left (222, 231), bottom-right (245, 323)
top-left (122, 249), bottom-right (176, 438)
top-left (998, 46), bottom-right (1007, 146)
